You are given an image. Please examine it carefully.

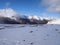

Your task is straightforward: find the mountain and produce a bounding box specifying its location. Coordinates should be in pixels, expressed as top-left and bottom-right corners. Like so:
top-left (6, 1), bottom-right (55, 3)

top-left (0, 8), bottom-right (51, 24)
top-left (28, 15), bottom-right (40, 20)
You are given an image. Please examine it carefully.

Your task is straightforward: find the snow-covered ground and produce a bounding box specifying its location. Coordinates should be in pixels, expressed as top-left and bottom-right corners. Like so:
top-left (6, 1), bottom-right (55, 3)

top-left (48, 18), bottom-right (60, 24)
top-left (0, 24), bottom-right (60, 45)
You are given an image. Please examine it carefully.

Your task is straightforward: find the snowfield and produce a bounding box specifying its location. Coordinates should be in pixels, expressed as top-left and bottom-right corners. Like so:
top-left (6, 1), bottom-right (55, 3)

top-left (0, 24), bottom-right (60, 45)
top-left (48, 18), bottom-right (60, 24)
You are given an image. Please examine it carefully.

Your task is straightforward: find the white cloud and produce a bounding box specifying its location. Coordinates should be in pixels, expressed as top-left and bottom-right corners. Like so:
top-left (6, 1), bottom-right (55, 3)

top-left (0, 8), bottom-right (17, 18)
top-left (41, 0), bottom-right (60, 13)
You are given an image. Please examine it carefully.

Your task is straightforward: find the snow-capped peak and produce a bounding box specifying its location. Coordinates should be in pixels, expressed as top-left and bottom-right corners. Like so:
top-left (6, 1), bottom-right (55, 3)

top-left (28, 15), bottom-right (40, 20)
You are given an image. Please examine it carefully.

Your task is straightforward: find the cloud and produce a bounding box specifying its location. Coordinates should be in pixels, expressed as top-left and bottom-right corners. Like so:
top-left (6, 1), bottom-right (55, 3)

top-left (0, 8), bottom-right (17, 18)
top-left (41, 0), bottom-right (60, 13)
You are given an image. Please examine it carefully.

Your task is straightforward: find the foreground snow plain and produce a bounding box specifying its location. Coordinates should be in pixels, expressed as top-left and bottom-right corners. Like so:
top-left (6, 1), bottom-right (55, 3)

top-left (0, 24), bottom-right (60, 45)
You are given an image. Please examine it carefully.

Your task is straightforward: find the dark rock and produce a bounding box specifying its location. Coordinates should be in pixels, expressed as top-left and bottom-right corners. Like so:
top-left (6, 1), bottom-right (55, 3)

top-left (0, 17), bottom-right (20, 24)
top-left (23, 40), bottom-right (25, 41)
top-left (29, 31), bottom-right (33, 33)
top-left (30, 42), bottom-right (34, 45)
top-left (55, 29), bottom-right (58, 31)
top-left (0, 28), bottom-right (5, 30)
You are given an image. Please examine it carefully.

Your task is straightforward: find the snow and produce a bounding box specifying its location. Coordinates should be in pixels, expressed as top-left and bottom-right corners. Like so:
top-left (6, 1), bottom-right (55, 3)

top-left (0, 24), bottom-right (60, 45)
top-left (48, 18), bottom-right (60, 24)
top-left (28, 15), bottom-right (39, 20)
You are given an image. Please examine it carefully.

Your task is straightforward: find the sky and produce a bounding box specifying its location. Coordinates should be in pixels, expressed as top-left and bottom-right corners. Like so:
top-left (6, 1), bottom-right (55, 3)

top-left (0, 0), bottom-right (60, 18)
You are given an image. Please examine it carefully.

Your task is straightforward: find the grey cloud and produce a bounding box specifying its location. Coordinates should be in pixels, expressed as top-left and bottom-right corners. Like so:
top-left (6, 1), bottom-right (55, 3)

top-left (41, 0), bottom-right (60, 13)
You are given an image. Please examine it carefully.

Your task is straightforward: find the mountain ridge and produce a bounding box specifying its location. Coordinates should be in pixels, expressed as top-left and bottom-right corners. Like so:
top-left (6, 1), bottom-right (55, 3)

top-left (0, 8), bottom-right (55, 24)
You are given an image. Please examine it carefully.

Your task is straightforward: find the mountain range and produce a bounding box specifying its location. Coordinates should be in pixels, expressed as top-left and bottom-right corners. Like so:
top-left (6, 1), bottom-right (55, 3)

top-left (0, 8), bottom-right (58, 24)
